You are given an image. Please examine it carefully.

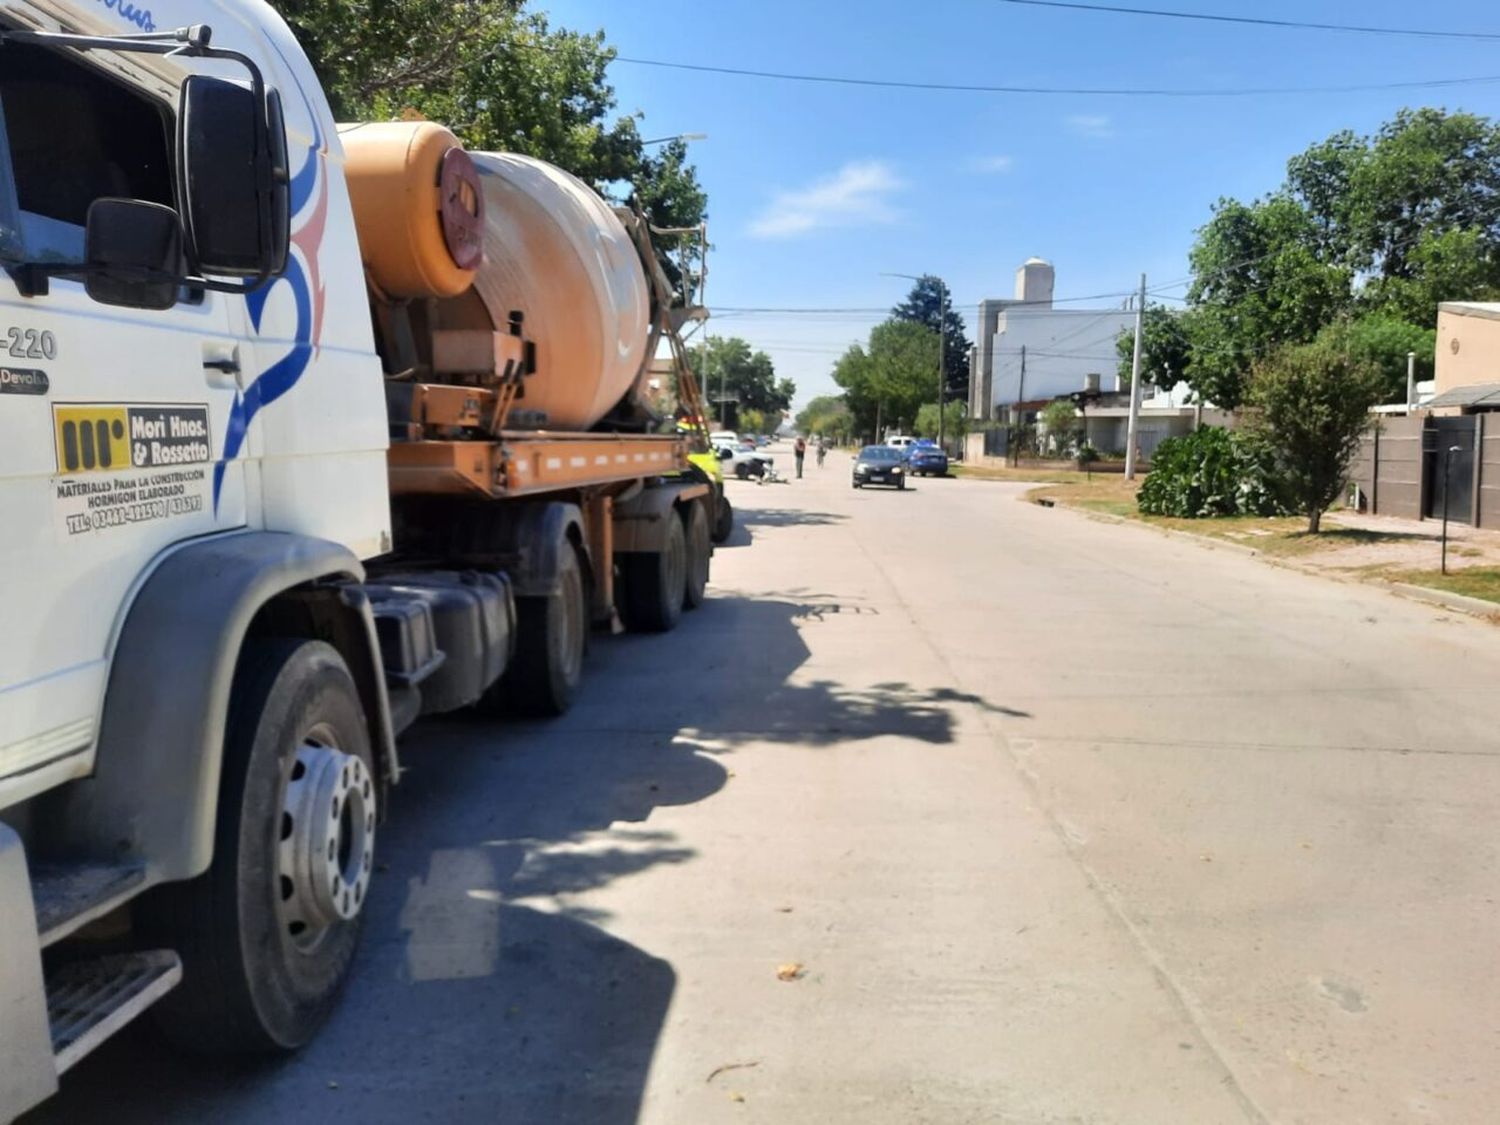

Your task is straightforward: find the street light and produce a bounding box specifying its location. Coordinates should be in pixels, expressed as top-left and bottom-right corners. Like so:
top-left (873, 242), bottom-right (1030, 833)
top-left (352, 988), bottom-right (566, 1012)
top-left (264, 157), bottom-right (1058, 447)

top-left (642, 132), bottom-right (708, 146)
top-left (881, 272), bottom-right (946, 450)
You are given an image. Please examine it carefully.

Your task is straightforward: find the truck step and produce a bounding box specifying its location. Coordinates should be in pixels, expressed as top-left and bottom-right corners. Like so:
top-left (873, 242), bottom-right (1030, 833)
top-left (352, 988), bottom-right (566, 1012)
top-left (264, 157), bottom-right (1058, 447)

top-left (48, 950), bottom-right (181, 1074)
top-left (32, 862), bottom-right (146, 946)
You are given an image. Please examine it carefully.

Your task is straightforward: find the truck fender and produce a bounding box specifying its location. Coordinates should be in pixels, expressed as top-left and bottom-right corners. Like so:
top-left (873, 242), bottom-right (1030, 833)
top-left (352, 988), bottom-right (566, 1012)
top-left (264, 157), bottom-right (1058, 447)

top-left (614, 481), bottom-right (711, 553)
top-left (40, 532), bottom-right (396, 885)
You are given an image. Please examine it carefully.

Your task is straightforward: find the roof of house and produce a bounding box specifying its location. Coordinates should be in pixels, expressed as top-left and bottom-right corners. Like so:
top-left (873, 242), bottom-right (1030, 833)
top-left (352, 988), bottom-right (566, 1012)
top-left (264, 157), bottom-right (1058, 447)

top-left (1425, 382), bottom-right (1500, 409)
top-left (1438, 301), bottom-right (1500, 321)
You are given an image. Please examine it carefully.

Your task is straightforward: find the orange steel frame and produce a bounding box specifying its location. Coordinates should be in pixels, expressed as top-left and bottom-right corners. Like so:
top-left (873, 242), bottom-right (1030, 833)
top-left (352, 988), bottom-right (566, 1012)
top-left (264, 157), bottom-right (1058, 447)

top-left (387, 430), bottom-right (690, 497)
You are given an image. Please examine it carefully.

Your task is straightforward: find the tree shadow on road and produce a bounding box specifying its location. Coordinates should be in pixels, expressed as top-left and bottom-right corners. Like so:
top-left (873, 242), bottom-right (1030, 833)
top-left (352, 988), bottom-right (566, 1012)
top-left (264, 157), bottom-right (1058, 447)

top-left (27, 591), bottom-right (1027, 1125)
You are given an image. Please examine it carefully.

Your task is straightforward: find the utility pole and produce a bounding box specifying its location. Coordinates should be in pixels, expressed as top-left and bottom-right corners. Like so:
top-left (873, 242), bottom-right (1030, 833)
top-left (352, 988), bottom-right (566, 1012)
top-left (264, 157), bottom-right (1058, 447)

top-left (696, 224), bottom-right (720, 426)
top-left (937, 282), bottom-right (947, 452)
top-left (1013, 345), bottom-right (1027, 466)
top-left (1406, 351), bottom-right (1417, 414)
top-left (1124, 273), bottom-right (1147, 480)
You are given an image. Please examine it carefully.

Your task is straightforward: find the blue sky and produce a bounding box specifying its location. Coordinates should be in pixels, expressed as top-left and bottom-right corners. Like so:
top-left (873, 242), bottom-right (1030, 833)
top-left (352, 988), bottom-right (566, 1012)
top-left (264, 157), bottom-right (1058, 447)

top-left (545, 0), bottom-right (1500, 409)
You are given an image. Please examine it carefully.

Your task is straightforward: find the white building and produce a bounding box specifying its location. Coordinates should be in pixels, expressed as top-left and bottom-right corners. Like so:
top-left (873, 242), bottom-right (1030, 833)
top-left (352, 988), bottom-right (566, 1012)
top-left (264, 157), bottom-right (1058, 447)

top-left (968, 259), bottom-right (1134, 422)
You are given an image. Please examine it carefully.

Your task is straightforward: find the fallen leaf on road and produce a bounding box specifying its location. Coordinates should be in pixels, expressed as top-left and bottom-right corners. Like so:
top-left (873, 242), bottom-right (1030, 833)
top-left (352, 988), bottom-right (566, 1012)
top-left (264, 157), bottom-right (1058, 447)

top-left (707, 1061), bottom-right (761, 1084)
top-left (729, 1092), bottom-right (746, 1103)
top-left (776, 962), bottom-right (806, 981)
top-left (776, 906), bottom-right (793, 913)
top-left (1199, 854), bottom-right (1213, 863)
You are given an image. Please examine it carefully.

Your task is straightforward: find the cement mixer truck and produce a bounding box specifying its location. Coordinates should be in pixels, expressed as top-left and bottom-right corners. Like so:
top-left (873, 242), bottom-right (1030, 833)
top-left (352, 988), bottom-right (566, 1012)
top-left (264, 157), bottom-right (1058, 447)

top-left (0, 1), bottom-right (725, 1115)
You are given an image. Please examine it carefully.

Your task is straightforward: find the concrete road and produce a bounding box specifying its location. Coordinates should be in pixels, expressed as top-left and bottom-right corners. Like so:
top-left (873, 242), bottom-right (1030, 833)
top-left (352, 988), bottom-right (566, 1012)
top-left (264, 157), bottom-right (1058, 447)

top-left (30, 448), bottom-right (1500, 1124)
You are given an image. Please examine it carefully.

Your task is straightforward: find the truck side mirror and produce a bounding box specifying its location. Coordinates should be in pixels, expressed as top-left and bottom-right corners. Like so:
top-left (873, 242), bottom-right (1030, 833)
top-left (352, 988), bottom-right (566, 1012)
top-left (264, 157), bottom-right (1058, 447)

top-left (177, 75), bottom-right (289, 277)
top-left (84, 199), bottom-right (183, 310)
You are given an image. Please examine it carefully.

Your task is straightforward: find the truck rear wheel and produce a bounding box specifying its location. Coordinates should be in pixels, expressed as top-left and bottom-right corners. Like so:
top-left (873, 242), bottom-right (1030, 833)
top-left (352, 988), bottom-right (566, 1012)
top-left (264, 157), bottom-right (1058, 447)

top-left (684, 501), bottom-right (710, 611)
top-left (618, 509), bottom-right (686, 633)
top-left (499, 543), bottom-right (587, 716)
top-left (145, 638), bottom-right (374, 1053)
top-left (711, 489), bottom-right (733, 544)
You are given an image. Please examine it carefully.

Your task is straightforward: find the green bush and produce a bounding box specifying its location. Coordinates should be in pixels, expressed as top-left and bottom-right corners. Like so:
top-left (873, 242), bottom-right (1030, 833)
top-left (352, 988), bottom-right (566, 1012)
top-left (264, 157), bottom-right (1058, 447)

top-left (1137, 427), bottom-right (1289, 518)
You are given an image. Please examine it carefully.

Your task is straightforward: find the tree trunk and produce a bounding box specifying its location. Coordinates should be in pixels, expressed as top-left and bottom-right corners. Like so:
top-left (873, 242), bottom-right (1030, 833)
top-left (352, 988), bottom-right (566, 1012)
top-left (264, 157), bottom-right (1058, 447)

top-left (1307, 507), bottom-right (1322, 534)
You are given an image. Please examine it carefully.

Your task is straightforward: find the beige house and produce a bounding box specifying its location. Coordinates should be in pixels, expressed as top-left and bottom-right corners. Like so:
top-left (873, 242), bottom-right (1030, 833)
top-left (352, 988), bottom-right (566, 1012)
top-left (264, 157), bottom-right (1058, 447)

top-left (1431, 302), bottom-right (1500, 409)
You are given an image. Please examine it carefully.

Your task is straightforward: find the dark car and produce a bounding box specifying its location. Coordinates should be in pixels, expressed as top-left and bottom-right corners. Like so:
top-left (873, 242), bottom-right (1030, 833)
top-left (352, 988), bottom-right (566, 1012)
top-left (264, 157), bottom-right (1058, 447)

top-left (852, 445), bottom-right (907, 490)
top-left (908, 441), bottom-right (948, 477)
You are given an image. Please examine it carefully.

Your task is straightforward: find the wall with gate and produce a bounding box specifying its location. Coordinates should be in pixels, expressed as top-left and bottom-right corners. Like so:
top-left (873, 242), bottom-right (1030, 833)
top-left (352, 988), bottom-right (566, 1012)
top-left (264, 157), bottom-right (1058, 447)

top-left (1351, 414), bottom-right (1500, 528)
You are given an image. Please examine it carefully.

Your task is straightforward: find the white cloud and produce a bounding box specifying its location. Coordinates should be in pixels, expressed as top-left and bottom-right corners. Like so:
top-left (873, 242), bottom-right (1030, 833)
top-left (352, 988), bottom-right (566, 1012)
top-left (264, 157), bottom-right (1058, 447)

top-left (1066, 114), bottom-right (1114, 139)
top-left (972, 154), bottom-right (1014, 174)
top-left (749, 160), bottom-right (905, 239)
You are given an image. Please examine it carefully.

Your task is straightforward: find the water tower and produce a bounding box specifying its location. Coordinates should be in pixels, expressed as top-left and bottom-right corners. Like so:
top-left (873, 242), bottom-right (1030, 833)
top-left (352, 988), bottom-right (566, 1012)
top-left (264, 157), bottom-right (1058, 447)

top-left (1015, 257), bottom-right (1054, 308)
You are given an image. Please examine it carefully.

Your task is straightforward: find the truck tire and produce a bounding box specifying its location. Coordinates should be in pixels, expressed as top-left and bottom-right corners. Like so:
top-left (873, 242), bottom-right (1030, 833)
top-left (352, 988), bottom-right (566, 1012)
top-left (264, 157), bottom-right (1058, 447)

top-left (711, 490), bottom-right (733, 544)
top-left (500, 543), bottom-right (587, 716)
top-left (684, 501), bottom-right (710, 611)
top-left (618, 509), bottom-right (686, 633)
top-left (144, 638), bottom-right (375, 1053)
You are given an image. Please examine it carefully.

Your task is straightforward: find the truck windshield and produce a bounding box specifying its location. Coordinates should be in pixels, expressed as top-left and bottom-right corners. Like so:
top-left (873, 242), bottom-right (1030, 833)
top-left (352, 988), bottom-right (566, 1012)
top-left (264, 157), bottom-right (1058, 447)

top-left (0, 39), bottom-right (174, 267)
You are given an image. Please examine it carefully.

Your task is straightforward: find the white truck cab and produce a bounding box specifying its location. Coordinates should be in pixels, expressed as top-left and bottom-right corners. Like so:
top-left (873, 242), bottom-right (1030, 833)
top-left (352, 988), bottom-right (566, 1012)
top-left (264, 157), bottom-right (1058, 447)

top-left (0, 0), bottom-right (387, 812)
top-left (0, 4), bottom-right (720, 1115)
top-left (0, 3), bottom-right (392, 1114)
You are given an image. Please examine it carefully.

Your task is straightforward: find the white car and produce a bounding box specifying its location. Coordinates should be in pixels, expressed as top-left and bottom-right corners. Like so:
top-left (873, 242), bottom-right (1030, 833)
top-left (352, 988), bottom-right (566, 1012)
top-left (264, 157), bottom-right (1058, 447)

top-left (714, 442), bottom-right (775, 480)
top-left (710, 430), bottom-right (739, 447)
top-left (886, 435), bottom-right (916, 457)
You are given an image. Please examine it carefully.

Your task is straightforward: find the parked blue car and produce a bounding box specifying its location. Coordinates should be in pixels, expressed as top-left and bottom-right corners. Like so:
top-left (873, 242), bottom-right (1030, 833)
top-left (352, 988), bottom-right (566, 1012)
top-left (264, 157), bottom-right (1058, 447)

top-left (907, 441), bottom-right (949, 477)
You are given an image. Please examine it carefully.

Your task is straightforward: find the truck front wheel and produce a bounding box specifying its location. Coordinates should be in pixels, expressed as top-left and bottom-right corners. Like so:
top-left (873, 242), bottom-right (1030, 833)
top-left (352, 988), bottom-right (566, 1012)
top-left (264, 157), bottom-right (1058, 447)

top-left (145, 638), bottom-right (375, 1053)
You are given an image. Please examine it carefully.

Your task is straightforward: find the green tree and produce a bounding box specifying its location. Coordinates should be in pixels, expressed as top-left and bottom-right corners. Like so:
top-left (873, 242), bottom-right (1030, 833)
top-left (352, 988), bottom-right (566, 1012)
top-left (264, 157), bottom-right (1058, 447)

top-left (1343, 109), bottom-right (1500, 281)
top-left (1115, 304), bottom-right (1194, 390)
top-left (1247, 330), bottom-right (1385, 533)
top-left (1364, 227), bottom-right (1500, 326)
top-left (796, 395), bottom-right (854, 444)
top-left (914, 401), bottom-right (968, 441)
top-left (1038, 399), bottom-right (1080, 455)
top-left (274, 1), bottom-right (706, 296)
top-left (700, 337), bottom-right (794, 421)
top-left (1185, 195), bottom-right (1353, 409)
top-left (1183, 108), bottom-right (1500, 410)
top-left (891, 275), bottom-right (972, 403)
top-left (832, 321), bottom-right (939, 440)
top-left (1334, 315), bottom-right (1435, 402)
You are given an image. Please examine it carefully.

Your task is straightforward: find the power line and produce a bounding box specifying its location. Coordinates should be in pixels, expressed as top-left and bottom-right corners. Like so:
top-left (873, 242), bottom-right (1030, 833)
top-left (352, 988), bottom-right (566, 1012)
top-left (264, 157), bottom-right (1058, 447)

top-left (992, 0), bottom-right (1500, 42)
top-left (712, 289), bottom-right (1148, 315)
top-left (609, 51), bottom-right (1500, 98)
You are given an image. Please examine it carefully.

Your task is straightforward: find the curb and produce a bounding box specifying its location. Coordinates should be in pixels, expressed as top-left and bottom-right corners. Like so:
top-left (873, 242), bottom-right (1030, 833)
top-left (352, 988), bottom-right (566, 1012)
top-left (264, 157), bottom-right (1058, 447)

top-left (1041, 499), bottom-right (1500, 621)
top-left (1385, 582), bottom-right (1500, 619)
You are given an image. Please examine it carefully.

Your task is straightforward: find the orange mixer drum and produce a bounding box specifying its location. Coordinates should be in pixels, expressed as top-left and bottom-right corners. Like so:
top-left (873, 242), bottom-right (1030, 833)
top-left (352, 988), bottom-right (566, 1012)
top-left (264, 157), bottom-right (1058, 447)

top-left (339, 121), bottom-right (484, 299)
top-left (465, 152), bottom-right (651, 431)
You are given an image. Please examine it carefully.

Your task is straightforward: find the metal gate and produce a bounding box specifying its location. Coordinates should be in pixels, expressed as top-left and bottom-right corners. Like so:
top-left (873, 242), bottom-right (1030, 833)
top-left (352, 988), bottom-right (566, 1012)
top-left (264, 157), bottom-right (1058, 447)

top-left (1423, 417), bottom-right (1477, 524)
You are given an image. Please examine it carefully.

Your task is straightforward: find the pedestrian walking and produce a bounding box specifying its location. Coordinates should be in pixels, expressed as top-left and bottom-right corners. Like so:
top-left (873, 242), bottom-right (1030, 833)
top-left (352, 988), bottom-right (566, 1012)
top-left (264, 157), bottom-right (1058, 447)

top-left (794, 436), bottom-right (806, 479)
top-left (816, 441), bottom-right (827, 468)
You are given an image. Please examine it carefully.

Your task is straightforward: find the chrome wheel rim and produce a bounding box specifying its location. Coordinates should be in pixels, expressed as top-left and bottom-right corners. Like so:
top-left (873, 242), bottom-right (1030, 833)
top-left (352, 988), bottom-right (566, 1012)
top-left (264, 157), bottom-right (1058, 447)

top-left (277, 727), bottom-right (375, 953)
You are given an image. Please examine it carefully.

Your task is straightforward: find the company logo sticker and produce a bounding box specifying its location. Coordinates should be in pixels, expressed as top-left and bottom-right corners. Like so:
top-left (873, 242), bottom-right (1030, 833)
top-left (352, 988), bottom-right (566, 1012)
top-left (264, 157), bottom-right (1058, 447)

top-left (54, 404), bottom-right (210, 474)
